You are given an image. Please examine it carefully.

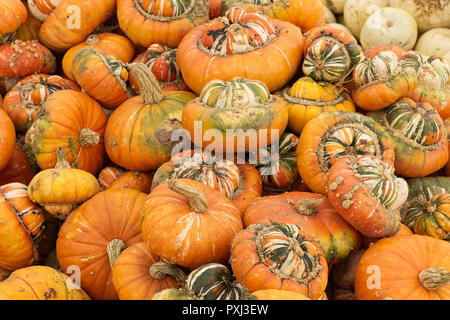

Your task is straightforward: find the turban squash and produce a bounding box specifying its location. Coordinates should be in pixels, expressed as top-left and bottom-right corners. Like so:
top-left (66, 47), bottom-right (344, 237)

top-left (354, 235), bottom-right (450, 300)
top-left (116, 0), bottom-right (209, 48)
top-left (296, 110), bottom-right (395, 195)
top-left (141, 179), bottom-right (243, 268)
top-left (182, 78), bottom-right (288, 154)
top-left (243, 191), bottom-right (361, 263)
top-left (255, 132), bottom-right (300, 193)
top-left (2, 74), bottom-right (79, 133)
top-left (352, 50), bottom-right (417, 111)
top-left (28, 0), bottom-right (62, 22)
top-left (38, 0), bottom-right (116, 52)
top-left (277, 76), bottom-right (355, 135)
top-left (368, 98), bottom-right (448, 177)
top-left (326, 155), bottom-right (408, 238)
top-left (176, 7), bottom-right (304, 95)
top-left (400, 50), bottom-right (450, 120)
top-left (215, 0), bottom-right (326, 32)
top-left (56, 188), bottom-right (147, 300)
top-left (25, 90), bottom-right (107, 175)
top-left (0, 182), bottom-right (45, 271)
top-left (129, 43), bottom-right (190, 94)
top-left (230, 222), bottom-right (328, 300)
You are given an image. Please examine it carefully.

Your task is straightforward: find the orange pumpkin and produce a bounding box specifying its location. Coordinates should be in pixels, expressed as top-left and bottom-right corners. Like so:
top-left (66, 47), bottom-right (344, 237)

top-left (104, 63), bottom-right (197, 171)
top-left (230, 222), bottom-right (328, 300)
top-left (2, 74), bottom-right (79, 133)
top-left (0, 108), bottom-right (16, 171)
top-left (361, 223), bottom-right (413, 248)
top-left (326, 155), bottom-right (408, 239)
top-left (25, 90), bottom-right (107, 175)
top-left (38, 0), bottom-right (116, 52)
top-left (0, 0), bottom-right (27, 44)
top-left (142, 179), bottom-right (243, 268)
top-left (0, 182), bottom-right (45, 271)
top-left (62, 33), bottom-right (135, 82)
top-left (354, 235), bottom-right (450, 300)
top-left (98, 166), bottom-right (126, 191)
top-left (251, 289), bottom-right (310, 300)
top-left (116, 0), bottom-right (209, 49)
top-left (244, 191), bottom-right (361, 264)
top-left (108, 171), bottom-right (154, 194)
top-left (176, 7), bottom-right (304, 95)
top-left (0, 143), bottom-right (35, 185)
top-left (112, 242), bottom-right (184, 300)
top-left (13, 7), bottom-right (42, 41)
top-left (56, 188), bottom-right (147, 300)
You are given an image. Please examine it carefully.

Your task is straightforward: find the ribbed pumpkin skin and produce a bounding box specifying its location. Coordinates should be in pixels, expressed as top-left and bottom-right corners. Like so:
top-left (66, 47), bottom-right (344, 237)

top-left (354, 235), bottom-right (450, 300)
top-left (219, 0), bottom-right (326, 32)
top-left (0, 266), bottom-right (91, 300)
top-left (401, 51), bottom-right (450, 120)
top-left (2, 74), bottom-right (79, 133)
top-left (25, 90), bottom-right (107, 175)
top-left (130, 43), bottom-right (190, 94)
top-left (0, 0), bottom-right (27, 43)
top-left (244, 192), bottom-right (361, 264)
top-left (176, 10), bottom-right (304, 95)
top-left (251, 289), bottom-right (310, 300)
top-left (112, 242), bottom-right (181, 300)
top-left (327, 155), bottom-right (408, 238)
top-left (141, 179), bottom-right (243, 268)
top-left (296, 111), bottom-right (395, 195)
top-left (56, 189), bottom-right (146, 300)
top-left (105, 91), bottom-right (196, 171)
top-left (256, 132), bottom-right (299, 193)
top-left (185, 263), bottom-right (250, 300)
top-left (0, 144), bottom-right (35, 185)
top-left (401, 193), bottom-right (450, 240)
top-left (302, 25), bottom-right (362, 82)
top-left (62, 33), bottom-right (136, 81)
top-left (38, 0), bottom-right (116, 52)
top-left (72, 48), bottom-right (130, 110)
top-left (0, 183), bottom-right (45, 271)
top-left (230, 223), bottom-right (328, 300)
top-left (278, 77), bottom-right (355, 134)
top-left (117, 0), bottom-right (209, 48)
top-left (0, 108), bottom-right (16, 171)
top-left (352, 50), bottom-right (417, 111)
top-left (368, 98), bottom-right (448, 177)
top-left (182, 78), bottom-right (288, 153)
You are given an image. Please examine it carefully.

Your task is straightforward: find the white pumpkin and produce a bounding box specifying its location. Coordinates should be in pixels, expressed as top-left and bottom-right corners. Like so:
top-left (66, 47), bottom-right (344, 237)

top-left (415, 28), bottom-right (450, 62)
top-left (328, 23), bottom-right (353, 36)
top-left (323, 5), bottom-right (337, 23)
top-left (360, 7), bottom-right (418, 51)
top-left (343, 0), bottom-right (389, 41)
top-left (321, 0), bottom-right (347, 14)
top-left (389, 0), bottom-right (450, 33)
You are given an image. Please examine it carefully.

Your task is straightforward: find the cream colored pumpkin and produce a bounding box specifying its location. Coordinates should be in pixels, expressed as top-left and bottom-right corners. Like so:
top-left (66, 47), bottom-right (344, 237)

top-left (324, 5), bottom-right (337, 23)
top-left (360, 7), bottom-right (418, 51)
top-left (389, 0), bottom-right (450, 33)
top-left (343, 0), bottom-right (389, 40)
top-left (328, 23), bottom-right (353, 35)
top-left (321, 0), bottom-right (347, 14)
top-left (415, 28), bottom-right (450, 65)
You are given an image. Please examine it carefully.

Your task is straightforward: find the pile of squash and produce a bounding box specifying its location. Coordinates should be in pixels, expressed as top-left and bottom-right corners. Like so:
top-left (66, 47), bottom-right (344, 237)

top-left (0, 0), bottom-right (448, 301)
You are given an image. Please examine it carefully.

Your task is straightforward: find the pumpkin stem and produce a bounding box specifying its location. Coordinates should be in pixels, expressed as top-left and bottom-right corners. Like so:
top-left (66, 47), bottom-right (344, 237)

top-left (55, 147), bottom-right (72, 169)
top-left (78, 128), bottom-right (100, 147)
top-left (86, 34), bottom-right (100, 45)
top-left (419, 267), bottom-right (450, 291)
top-left (294, 198), bottom-right (323, 216)
top-left (106, 239), bottom-right (126, 270)
top-left (149, 261), bottom-right (186, 285)
top-left (127, 62), bottom-right (162, 105)
top-left (168, 180), bottom-right (208, 213)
